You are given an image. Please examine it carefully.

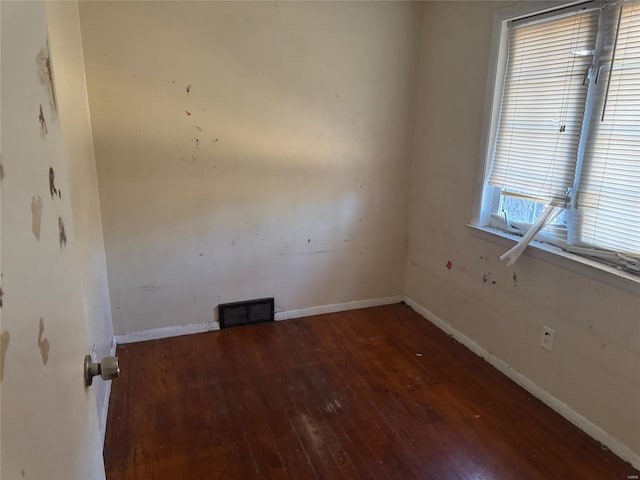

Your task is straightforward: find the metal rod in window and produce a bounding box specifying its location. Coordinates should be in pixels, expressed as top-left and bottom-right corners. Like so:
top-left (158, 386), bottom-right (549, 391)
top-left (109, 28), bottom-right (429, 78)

top-left (601, 3), bottom-right (623, 121)
top-left (499, 204), bottom-right (565, 266)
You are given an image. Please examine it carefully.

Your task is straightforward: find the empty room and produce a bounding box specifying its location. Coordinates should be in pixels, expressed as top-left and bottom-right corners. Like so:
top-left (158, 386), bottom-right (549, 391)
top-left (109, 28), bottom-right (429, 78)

top-left (1, 0), bottom-right (639, 478)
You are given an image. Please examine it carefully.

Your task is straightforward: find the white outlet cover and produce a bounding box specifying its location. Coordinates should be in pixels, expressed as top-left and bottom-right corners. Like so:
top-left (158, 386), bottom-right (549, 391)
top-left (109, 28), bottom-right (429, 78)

top-left (540, 325), bottom-right (555, 352)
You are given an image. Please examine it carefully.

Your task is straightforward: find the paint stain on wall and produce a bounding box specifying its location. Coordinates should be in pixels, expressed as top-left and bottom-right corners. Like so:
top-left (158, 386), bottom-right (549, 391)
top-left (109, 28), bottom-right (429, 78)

top-left (31, 195), bottom-right (43, 240)
top-left (37, 317), bottom-right (50, 365)
top-left (49, 167), bottom-right (61, 198)
top-left (0, 330), bottom-right (9, 382)
top-left (58, 217), bottom-right (67, 248)
top-left (36, 42), bottom-right (57, 114)
top-left (446, 260), bottom-right (452, 270)
top-left (38, 105), bottom-right (48, 137)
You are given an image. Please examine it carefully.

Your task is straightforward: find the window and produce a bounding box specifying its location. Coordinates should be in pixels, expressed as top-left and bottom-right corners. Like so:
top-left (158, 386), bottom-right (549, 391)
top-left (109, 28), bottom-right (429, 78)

top-left (477, 0), bottom-right (640, 274)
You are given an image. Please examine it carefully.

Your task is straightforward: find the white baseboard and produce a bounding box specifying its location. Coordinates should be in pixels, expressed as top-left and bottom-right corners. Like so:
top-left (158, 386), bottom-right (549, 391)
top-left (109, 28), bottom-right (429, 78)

top-left (402, 296), bottom-right (640, 471)
top-left (114, 320), bottom-right (220, 344)
top-left (99, 336), bottom-right (117, 448)
top-left (114, 295), bottom-right (403, 344)
top-left (274, 296), bottom-right (403, 321)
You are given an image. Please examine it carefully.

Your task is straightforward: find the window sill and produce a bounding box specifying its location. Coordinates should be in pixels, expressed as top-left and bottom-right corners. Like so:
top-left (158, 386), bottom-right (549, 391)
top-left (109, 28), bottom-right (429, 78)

top-left (466, 224), bottom-right (640, 295)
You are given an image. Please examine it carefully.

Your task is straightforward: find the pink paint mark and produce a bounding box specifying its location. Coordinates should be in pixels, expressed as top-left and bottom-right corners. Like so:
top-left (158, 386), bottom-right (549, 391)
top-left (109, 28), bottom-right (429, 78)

top-left (446, 260), bottom-right (452, 270)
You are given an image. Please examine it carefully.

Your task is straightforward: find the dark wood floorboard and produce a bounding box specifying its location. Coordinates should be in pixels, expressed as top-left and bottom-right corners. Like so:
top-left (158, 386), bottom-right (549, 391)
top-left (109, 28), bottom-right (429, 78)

top-left (104, 303), bottom-right (638, 479)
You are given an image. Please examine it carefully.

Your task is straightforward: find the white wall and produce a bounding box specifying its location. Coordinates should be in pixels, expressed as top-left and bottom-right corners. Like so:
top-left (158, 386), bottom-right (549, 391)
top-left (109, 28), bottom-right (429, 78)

top-left (405, 0), bottom-right (640, 462)
top-left (1, 2), bottom-right (105, 477)
top-left (46, 0), bottom-right (114, 437)
top-left (78, 1), bottom-right (422, 335)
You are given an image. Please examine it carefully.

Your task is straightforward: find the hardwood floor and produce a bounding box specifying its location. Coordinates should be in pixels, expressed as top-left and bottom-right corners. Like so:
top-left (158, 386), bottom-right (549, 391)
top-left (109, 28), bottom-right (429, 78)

top-left (104, 303), bottom-right (638, 479)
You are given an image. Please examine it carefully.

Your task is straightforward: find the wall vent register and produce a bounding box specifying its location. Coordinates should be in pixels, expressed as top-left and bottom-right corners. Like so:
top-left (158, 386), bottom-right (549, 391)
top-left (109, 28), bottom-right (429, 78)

top-left (218, 297), bottom-right (275, 329)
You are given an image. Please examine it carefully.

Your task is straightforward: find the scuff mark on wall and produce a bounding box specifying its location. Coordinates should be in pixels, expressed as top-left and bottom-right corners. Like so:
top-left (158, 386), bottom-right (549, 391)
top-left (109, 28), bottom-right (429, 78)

top-left (482, 272), bottom-right (492, 284)
top-left (446, 260), bottom-right (452, 270)
top-left (58, 217), bottom-right (67, 248)
top-left (279, 249), bottom-right (335, 256)
top-left (186, 83), bottom-right (191, 94)
top-left (38, 104), bottom-right (48, 137)
top-left (49, 167), bottom-right (61, 198)
top-left (36, 41), bottom-right (58, 114)
top-left (31, 195), bottom-right (43, 240)
top-left (185, 110), bottom-right (191, 116)
top-left (0, 286), bottom-right (3, 308)
top-left (0, 330), bottom-right (10, 382)
top-left (512, 271), bottom-right (518, 287)
top-left (37, 317), bottom-right (50, 365)
top-left (135, 283), bottom-right (180, 292)
top-left (0, 163), bottom-right (5, 181)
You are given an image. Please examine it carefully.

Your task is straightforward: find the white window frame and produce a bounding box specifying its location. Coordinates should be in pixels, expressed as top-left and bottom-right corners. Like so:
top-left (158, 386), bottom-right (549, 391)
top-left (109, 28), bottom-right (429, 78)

top-left (471, 0), bottom-right (640, 289)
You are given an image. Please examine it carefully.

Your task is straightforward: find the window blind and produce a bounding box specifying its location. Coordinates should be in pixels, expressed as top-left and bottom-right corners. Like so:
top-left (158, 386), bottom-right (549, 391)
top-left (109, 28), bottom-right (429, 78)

top-left (575, 0), bottom-right (640, 255)
top-left (488, 9), bottom-right (600, 202)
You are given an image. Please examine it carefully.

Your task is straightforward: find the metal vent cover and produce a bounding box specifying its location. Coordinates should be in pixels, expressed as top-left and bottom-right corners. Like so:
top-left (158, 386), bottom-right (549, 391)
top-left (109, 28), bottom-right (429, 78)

top-left (218, 297), bottom-right (275, 329)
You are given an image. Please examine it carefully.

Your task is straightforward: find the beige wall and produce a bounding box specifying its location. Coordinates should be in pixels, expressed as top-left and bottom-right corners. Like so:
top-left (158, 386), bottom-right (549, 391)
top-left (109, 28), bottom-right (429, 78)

top-left (405, 0), bottom-right (640, 460)
top-left (46, 0), bottom-right (114, 435)
top-left (78, 1), bottom-right (422, 334)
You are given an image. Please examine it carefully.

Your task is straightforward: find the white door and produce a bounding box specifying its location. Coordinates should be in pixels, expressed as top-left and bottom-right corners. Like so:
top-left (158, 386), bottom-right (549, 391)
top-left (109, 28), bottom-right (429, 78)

top-left (1, 2), bottom-right (105, 478)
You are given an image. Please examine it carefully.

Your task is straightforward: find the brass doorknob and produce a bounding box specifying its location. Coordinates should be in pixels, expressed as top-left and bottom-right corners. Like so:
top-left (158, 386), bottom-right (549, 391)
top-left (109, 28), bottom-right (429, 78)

top-left (84, 355), bottom-right (120, 387)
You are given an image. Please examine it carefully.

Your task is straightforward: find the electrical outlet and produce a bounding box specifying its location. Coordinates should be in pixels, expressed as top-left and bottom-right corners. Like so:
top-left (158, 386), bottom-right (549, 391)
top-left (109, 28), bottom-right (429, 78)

top-left (540, 325), bottom-right (555, 352)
